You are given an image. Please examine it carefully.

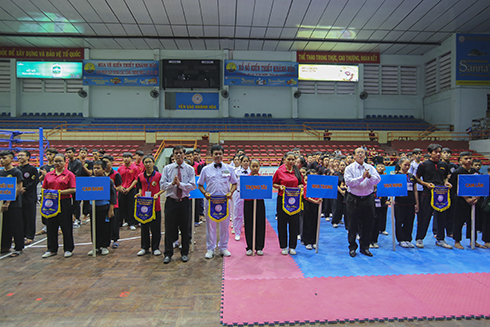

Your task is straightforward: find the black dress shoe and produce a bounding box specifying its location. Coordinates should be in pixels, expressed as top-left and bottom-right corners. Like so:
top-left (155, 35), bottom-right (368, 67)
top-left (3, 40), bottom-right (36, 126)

top-left (349, 250), bottom-right (356, 257)
top-left (163, 256), bottom-right (171, 264)
top-left (360, 249), bottom-right (373, 257)
top-left (181, 255), bottom-right (189, 262)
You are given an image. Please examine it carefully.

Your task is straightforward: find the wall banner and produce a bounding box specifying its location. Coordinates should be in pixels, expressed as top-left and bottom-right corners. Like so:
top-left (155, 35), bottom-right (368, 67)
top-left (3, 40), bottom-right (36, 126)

top-left (456, 34), bottom-right (490, 86)
top-left (82, 60), bottom-right (159, 86)
top-left (224, 60), bottom-right (298, 86)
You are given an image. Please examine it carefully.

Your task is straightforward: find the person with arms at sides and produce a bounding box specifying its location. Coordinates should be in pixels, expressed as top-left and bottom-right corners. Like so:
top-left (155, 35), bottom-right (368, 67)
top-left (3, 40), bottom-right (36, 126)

top-left (273, 152), bottom-right (304, 255)
top-left (198, 144), bottom-right (237, 259)
top-left (78, 147), bottom-right (93, 225)
top-left (228, 154), bottom-right (240, 226)
top-left (394, 158), bottom-right (419, 248)
top-left (135, 155), bottom-right (165, 258)
top-left (232, 155), bottom-right (251, 241)
top-left (449, 152), bottom-right (487, 249)
top-left (102, 155), bottom-right (123, 249)
top-left (244, 159), bottom-right (266, 256)
top-left (344, 147), bottom-right (381, 257)
top-left (332, 160), bottom-right (347, 228)
top-left (88, 160), bottom-right (116, 256)
top-left (471, 159), bottom-right (485, 233)
top-left (323, 129), bottom-right (331, 141)
top-left (17, 150), bottom-right (39, 246)
top-left (41, 153), bottom-right (76, 258)
top-left (369, 163), bottom-right (389, 249)
top-left (132, 150), bottom-right (145, 175)
top-left (92, 148), bottom-right (101, 162)
top-left (118, 152), bottom-right (139, 230)
top-left (37, 148), bottom-right (58, 236)
top-left (161, 147), bottom-right (196, 263)
top-left (414, 144), bottom-right (453, 249)
top-left (0, 150), bottom-right (24, 257)
top-left (192, 148), bottom-right (206, 227)
top-left (66, 147), bottom-right (83, 229)
top-left (302, 170), bottom-right (322, 250)
top-left (440, 147), bottom-right (458, 237)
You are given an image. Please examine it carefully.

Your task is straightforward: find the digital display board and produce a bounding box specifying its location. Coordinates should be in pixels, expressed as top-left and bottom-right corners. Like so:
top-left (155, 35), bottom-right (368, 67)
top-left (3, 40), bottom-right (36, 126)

top-left (17, 61), bottom-right (82, 79)
top-left (298, 64), bottom-right (358, 82)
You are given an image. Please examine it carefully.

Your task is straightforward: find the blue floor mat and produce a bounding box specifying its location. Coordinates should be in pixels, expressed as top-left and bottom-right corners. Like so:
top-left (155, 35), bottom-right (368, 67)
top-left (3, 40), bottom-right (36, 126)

top-left (264, 193), bottom-right (490, 278)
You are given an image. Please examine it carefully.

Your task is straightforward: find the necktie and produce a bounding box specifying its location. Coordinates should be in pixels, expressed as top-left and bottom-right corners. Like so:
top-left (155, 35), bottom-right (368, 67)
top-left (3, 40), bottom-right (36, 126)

top-left (177, 165), bottom-right (182, 199)
top-left (243, 170), bottom-right (248, 174)
top-left (214, 163), bottom-right (222, 168)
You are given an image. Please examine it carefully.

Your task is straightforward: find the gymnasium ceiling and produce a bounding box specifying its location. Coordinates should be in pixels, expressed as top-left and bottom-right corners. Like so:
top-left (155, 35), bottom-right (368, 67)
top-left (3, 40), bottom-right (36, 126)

top-left (0, 0), bottom-right (489, 55)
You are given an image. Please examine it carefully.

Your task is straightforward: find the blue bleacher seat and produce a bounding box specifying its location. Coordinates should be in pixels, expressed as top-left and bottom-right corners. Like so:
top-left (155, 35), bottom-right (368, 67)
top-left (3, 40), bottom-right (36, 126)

top-left (53, 113), bottom-right (59, 116)
top-left (41, 113), bottom-right (46, 117)
top-left (382, 115), bottom-right (387, 119)
top-left (262, 113), bottom-right (266, 118)
top-left (410, 115), bottom-right (414, 119)
top-left (251, 113), bottom-right (255, 118)
top-left (268, 113), bottom-right (272, 118)
top-left (366, 115), bottom-right (371, 119)
top-left (22, 113), bottom-right (27, 116)
top-left (47, 113), bottom-right (52, 116)
top-left (73, 113), bottom-right (77, 117)
top-left (244, 113), bottom-right (249, 118)
top-left (78, 113), bottom-right (83, 117)
top-left (34, 113), bottom-right (40, 116)
top-left (28, 113), bottom-right (33, 116)
top-left (59, 112), bottom-right (65, 116)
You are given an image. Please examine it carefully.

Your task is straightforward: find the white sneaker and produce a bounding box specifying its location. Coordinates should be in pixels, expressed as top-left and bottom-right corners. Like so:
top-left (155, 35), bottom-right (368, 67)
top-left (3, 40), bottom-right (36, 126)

top-left (235, 235), bottom-right (240, 241)
top-left (246, 250), bottom-right (253, 256)
top-left (137, 249), bottom-right (147, 256)
top-left (416, 239), bottom-right (424, 248)
top-left (42, 251), bottom-right (56, 258)
top-left (372, 243), bottom-right (379, 249)
top-left (129, 225), bottom-right (136, 230)
top-left (73, 221), bottom-right (80, 229)
top-left (381, 231), bottom-right (389, 235)
top-left (231, 229), bottom-right (235, 234)
top-left (256, 250), bottom-right (264, 256)
top-left (313, 244), bottom-right (317, 249)
top-left (221, 249), bottom-right (231, 257)
top-left (305, 244), bottom-right (313, 250)
top-left (399, 241), bottom-right (409, 248)
top-left (332, 223), bottom-right (338, 228)
top-left (64, 251), bottom-right (73, 258)
top-left (173, 241), bottom-right (179, 248)
top-left (436, 240), bottom-right (453, 249)
top-left (100, 248), bottom-right (109, 255)
top-left (153, 249), bottom-right (162, 256)
top-left (122, 222), bottom-right (128, 227)
top-left (87, 249), bottom-right (95, 256)
top-left (205, 250), bottom-right (214, 259)
top-left (321, 214), bottom-right (325, 218)
top-left (407, 242), bottom-right (415, 248)
top-left (281, 248), bottom-right (288, 255)
top-left (289, 248), bottom-right (297, 255)
top-left (326, 217), bottom-right (331, 222)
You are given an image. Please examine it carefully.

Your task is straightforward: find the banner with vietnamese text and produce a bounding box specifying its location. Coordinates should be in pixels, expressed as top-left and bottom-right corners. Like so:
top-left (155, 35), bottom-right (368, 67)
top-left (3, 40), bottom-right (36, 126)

top-left (82, 60), bottom-right (159, 86)
top-left (224, 60), bottom-right (298, 86)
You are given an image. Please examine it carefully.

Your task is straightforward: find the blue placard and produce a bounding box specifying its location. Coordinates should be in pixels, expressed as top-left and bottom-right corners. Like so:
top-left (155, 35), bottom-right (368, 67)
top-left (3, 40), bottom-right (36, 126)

top-left (457, 174), bottom-right (490, 197)
top-left (306, 175), bottom-right (338, 199)
top-left (376, 174), bottom-right (408, 197)
top-left (190, 176), bottom-right (205, 199)
top-left (240, 176), bottom-right (273, 199)
top-left (0, 177), bottom-right (17, 201)
top-left (76, 177), bottom-right (111, 200)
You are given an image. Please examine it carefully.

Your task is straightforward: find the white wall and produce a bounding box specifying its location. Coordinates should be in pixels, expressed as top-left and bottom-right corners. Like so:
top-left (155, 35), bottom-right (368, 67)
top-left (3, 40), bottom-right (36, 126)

top-left (470, 139), bottom-right (490, 155)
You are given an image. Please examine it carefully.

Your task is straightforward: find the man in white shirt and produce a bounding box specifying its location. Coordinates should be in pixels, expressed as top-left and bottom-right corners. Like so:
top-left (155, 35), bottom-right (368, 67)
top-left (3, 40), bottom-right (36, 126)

top-left (198, 144), bottom-right (237, 259)
top-left (344, 147), bottom-right (381, 257)
top-left (160, 145), bottom-right (197, 263)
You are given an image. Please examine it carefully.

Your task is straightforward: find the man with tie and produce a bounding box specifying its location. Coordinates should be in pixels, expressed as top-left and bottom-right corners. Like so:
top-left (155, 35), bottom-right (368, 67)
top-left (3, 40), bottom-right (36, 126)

top-left (160, 145), bottom-right (196, 264)
top-left (198, 144), bottom-right (238, 259)
top-left (344, 147), bottom-right (381, 257)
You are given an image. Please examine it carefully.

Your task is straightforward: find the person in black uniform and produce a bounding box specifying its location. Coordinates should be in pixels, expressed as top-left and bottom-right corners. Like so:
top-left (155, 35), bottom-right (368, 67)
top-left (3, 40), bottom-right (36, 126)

top-left (449, 152), bottom-right (487, 249)
top-left (0, 150), bottom-right (24, 257)
top-left (78, 147), bottom-right (93, 224)
top-left (414, 144), bottom-right (453, 249)
top-left (66, 147), bottom-right (83, 228)
top-left (439, 147), bottom-right (458, 238)
top-left (16, 150), bottom-right (39, 245)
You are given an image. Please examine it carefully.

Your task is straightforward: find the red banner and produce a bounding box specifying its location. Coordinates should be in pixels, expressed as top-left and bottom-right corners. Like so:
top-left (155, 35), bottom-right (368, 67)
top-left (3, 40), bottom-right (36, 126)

top-left (297, 51), bottom-right (380, 64)
top-left (0, 47), bottom-right (84, 60)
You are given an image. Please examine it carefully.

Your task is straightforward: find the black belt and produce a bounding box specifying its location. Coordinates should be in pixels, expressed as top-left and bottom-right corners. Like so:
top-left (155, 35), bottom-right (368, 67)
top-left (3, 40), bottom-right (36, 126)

top-left (167, 197), bottom-right (189, 202)
top-left (348, 192), bottom-right (373, 200)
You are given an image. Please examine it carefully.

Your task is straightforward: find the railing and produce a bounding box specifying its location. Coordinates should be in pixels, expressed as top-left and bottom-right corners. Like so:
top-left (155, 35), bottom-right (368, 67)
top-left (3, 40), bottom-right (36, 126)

top-left (154, 139), bottom-right (198, 160)
top-left (387, 131), bottom-right (470, 142)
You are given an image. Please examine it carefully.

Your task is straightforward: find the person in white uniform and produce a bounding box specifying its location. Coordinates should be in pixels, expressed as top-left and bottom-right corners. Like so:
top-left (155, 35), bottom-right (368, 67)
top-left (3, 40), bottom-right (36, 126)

top-left (198, 144), bottom-right (238, 259)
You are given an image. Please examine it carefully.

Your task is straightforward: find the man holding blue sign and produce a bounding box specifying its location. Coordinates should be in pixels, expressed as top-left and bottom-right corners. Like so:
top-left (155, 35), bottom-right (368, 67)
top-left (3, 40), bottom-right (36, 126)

top-left (198, 144), bottom-right (237, 259)
top-left (449, 152), bottom-right (487, 249)
top-left (414, 144), bottom-right (453, 249)
top-left (344, 148), bottom-right (380, 257)
top-left (0, 150), bottom-right (24, 257)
